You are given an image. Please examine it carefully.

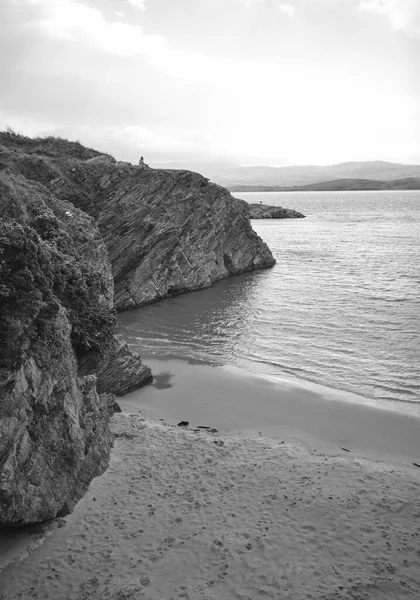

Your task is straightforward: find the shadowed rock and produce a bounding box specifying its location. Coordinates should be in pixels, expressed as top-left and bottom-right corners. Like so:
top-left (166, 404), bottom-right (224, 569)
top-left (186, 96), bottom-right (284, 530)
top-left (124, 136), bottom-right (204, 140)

top-left (0, 151), bottom-right (148, 526)
top-left (96, 336), bottom-right (152, 396)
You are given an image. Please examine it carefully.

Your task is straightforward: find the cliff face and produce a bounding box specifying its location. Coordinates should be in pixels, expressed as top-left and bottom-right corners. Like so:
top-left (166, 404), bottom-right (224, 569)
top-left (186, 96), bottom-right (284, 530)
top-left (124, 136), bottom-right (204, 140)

top-left (0, 356), bottom-right (114, 526)
top-left (94, 167), bottom-right (276, 310)
top-left (248, 203), bottom-right (305, 219)
top-left (0, 157), bottom-right (149, 526)
top-left (0, 141), bottom-right (275, 311)
top-left (0, 131), bottom-right (274, 525)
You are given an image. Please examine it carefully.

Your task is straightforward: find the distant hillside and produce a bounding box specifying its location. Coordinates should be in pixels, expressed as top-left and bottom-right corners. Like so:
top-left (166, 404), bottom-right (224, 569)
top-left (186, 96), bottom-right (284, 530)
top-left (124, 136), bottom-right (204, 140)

top-left (151, 160), bottom-right (420, 188)
top-left (229, 178), bottom-right (420, 193)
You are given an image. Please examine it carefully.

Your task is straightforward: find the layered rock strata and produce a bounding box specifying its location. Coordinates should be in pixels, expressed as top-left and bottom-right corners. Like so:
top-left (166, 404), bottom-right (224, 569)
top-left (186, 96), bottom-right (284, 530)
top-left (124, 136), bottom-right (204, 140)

top-left (98, 168), bottom-right (276, 310)
top-left (0, 141), bottom-right (275, 311)
top-left (248, 203), bottom-right (305, 219)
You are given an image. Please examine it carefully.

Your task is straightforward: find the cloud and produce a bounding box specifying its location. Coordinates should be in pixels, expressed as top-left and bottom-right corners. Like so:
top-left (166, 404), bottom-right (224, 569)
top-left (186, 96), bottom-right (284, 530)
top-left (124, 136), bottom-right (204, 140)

top-left (15, 0), bottom-right (276, 87)
top-left (28, 0), bottom-right (165, 53)
top-left (280, 0), bottom-right (420, 37)
top-left (279, 4), bottom-right (296, 16)
top-left (2, 0), bottom-right (419, 165)
top-left (358, 0), bottom-right (420, 36)
top-left (235, 0), bottom-right (265, 6)
top-left (126, 0), bottom-right (147, 10)
top-left (235, 0), bottom-right (295, 8)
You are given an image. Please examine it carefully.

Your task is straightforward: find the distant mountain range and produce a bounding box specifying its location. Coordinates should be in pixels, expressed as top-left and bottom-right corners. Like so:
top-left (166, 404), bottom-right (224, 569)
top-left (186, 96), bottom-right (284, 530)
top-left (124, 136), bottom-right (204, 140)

top-left (229, 178), bottom-right (420, 192)
top-left (150, 160), bottom-right (420, 190)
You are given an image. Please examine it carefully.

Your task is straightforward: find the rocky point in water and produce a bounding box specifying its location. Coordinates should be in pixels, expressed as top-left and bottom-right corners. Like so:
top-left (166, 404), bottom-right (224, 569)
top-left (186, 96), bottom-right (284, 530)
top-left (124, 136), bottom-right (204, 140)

top-left (0, 131), bottom-right (275, 526)
top-left (248, 203), bottom-right (305, 219)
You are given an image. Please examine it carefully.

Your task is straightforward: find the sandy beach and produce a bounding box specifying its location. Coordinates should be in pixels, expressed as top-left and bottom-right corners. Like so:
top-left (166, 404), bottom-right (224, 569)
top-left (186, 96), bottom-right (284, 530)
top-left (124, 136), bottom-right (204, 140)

top-left (1, 360), bottom-right (420, 600)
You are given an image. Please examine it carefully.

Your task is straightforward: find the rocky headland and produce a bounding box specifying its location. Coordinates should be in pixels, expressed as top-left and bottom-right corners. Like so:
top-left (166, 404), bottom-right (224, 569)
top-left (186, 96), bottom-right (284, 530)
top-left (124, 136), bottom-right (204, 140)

top-left (0, 131), bottom-right (275, 526)
top-left (248, 203), bottom-right (305, 219)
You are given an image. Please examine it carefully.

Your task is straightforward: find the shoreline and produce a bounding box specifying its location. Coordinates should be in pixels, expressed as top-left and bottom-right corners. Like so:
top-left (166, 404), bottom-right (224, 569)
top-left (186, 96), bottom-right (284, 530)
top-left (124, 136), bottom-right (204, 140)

top-left (1, 357), bottom-right (420, 598)
top-left (119, 357), bottom-right (420, 469)
top-left (1, 409), bottom-right (419, 599)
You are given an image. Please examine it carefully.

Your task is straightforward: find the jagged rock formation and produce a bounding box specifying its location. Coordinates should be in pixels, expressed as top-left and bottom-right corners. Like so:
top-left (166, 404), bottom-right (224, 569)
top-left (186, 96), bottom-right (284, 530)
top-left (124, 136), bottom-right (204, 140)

top-left (248, 203), bottom-right (305, 219)
top-left (96, 336), bottom-right (153, 396)
top-left (0, 131), bottom-right (274, 525)
top-left (97, 168), bottom-right (276, 310)
top-left (0, 137), bottom-right (275, 310)
top-left (0, 146), bottom-right (149, 526)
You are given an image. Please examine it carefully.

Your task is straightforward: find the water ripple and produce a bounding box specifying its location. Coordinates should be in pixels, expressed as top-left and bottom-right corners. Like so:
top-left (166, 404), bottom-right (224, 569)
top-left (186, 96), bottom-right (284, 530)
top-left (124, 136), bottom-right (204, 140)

top-left (118, 190), bottom-right (420, 416)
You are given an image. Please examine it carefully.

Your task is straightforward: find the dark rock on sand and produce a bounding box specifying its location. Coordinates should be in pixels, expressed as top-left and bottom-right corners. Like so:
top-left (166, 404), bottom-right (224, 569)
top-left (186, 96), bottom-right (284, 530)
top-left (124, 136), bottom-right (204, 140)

top-left (95, 336), bottom-right (152, 396)
top-left (100, 392), bottom-right (122, 415)
top-left (248, 203), bottom-right (305, 219)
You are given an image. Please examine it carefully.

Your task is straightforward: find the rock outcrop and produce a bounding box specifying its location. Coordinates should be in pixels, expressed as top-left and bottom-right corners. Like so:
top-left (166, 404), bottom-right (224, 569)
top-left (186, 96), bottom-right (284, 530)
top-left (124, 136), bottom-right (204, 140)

top-left (0, 153), bottom-right (148, 526)
top-left (0, 131), bottom-right (275, 526)
top-left (248, 203), bottom-right (305, 219)
top-left (96, 336), bottom-right (152, 396)
top-left (0, 138), bottom-right (275, 311)
top-left (95, 169), bottom-right (276, 310)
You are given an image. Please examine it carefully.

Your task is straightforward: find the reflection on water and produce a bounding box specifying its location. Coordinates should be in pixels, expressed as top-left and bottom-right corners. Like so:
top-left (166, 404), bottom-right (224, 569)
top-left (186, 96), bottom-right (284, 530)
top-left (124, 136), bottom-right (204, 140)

top-left (118, 269), bottom-right (270, 364)
top-left (118, 190), bottom-right (420, 416)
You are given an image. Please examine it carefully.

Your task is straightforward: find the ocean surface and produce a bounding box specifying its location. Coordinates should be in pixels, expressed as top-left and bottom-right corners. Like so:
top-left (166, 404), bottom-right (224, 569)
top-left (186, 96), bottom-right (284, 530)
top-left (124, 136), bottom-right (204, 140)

top-left (118, 190), bottom-right (420, 416)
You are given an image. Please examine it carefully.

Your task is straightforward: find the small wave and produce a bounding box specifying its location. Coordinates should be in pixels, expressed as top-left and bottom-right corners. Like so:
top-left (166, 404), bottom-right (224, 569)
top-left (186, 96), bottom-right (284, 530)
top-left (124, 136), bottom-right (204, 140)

top-left (372, 396), bottom-right (420, 405)
top-left (373, 385), bottom-right (420, 399)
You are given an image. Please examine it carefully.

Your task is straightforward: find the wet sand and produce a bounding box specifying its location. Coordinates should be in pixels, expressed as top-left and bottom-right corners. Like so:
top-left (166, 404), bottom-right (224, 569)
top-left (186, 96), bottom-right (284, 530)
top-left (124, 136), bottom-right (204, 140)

top-left (120, 358), bottom-right (420, 468)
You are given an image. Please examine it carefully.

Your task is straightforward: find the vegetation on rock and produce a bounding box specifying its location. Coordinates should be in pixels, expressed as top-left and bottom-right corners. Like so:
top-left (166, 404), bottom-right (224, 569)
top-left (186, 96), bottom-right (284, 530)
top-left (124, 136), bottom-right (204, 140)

top-left (0, 171), bottom-right (116, 374)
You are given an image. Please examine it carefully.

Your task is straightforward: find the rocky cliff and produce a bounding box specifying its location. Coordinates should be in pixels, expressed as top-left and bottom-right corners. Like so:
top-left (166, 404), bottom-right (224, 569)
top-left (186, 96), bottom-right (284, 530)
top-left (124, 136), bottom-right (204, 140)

top-left (0, 132), bottom-right (276, 526)
top-left (97, 167), bottom-right (276, 310)
top-left (0, 148), bottom-right (149, 526)
top-left (248, 203), bottom-right (305, 219)
top-left (0, 131), bottom-right (274, 525)
top-left (0, 138), bottom-right (275, 310)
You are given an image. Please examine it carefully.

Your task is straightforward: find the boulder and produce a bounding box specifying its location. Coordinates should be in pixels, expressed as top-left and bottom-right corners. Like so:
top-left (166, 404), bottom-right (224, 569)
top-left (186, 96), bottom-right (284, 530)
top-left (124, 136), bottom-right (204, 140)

top-left (96, 336), bottom-right (152, 396)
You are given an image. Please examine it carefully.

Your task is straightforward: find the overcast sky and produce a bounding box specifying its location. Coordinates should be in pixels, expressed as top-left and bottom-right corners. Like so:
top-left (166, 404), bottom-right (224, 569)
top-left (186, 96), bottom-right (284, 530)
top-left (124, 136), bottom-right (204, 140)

top-left (1, 0), bottom-right (419, 166)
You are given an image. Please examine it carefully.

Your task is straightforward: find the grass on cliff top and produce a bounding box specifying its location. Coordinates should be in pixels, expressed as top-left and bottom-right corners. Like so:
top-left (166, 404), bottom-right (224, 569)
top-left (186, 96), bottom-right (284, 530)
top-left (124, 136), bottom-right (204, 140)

top-left (0, 127), bottom-right (105, 161)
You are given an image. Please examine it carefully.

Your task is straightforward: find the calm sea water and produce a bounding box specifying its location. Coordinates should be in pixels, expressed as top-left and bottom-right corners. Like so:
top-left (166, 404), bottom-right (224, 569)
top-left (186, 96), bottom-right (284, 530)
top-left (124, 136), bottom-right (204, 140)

top-left (118, 190), bottom-right (420, 416)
